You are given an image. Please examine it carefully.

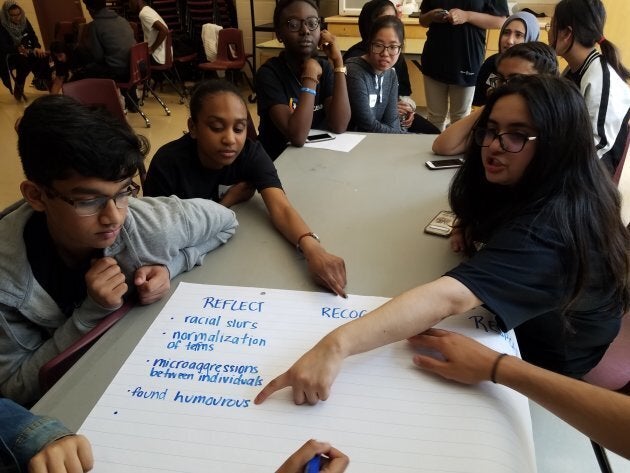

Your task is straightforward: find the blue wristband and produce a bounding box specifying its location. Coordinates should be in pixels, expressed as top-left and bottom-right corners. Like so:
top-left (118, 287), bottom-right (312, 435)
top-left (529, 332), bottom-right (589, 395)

top-left (300, 87), bottom-right (317, 96)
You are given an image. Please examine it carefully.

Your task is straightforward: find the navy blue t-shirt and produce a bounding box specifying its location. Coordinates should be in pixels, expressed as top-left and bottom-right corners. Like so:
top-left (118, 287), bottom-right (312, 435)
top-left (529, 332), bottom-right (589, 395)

top-left (446, 212), bottom-right (621, 377)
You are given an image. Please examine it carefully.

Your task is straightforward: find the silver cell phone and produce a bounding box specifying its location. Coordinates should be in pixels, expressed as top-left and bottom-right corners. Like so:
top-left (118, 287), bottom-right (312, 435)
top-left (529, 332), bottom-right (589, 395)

top-left (424, 210), bottom-right (456, 237)
top-left (306, 132), bottom-right (335, 143)
top-left (425, 158), bottom-right (464, 170)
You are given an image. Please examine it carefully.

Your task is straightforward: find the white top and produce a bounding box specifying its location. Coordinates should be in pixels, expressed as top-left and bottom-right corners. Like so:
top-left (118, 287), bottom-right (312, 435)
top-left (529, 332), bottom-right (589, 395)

top-left (139, 5), bottom-right (167, 64)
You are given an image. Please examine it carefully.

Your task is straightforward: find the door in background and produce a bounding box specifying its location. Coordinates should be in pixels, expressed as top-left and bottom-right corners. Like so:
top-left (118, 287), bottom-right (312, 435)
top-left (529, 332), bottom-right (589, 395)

top-left (32, 0), bottom-right (84, 49)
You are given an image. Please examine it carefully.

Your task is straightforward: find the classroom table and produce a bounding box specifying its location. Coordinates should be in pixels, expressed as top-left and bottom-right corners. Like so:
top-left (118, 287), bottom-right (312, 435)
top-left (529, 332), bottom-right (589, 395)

top-left (32, 134), bottom-right (619, 472)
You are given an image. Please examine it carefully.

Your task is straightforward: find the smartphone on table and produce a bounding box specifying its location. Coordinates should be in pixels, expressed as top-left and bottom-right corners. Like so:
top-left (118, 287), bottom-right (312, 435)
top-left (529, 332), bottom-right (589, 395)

top-left (424, 210), bottom-right (456, 237)
top-left (306, 132), bottom-right (335, 143)
top-left (425, 158), bottom-right (464, 170)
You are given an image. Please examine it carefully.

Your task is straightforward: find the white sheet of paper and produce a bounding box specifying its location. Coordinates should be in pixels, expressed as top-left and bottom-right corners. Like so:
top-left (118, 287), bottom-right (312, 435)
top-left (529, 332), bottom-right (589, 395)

top-left (302, 132), bottom-right (366, 152)
top-left (79, 282), bottom-right (535, 473)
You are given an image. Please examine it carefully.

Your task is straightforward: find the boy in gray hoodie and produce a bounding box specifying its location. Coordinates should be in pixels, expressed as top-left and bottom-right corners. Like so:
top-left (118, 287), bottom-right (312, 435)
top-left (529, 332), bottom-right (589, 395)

top-left (0, 96), bottom-right (238, 406)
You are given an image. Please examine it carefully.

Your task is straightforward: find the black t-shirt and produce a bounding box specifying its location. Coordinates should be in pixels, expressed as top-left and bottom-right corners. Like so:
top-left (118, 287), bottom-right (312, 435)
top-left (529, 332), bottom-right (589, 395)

top-left (24, 212), bottom-right (94, 317)
top-left (472, 52), bottom-right (498, 106)
top-left (419, 0), bottom-right (509, 86)
top-left (143, 134), bottom-right (282, 200)
top-left (446, 212), bottom-right (621, 378)
top-left (255, 52), bottom-right (334, 160)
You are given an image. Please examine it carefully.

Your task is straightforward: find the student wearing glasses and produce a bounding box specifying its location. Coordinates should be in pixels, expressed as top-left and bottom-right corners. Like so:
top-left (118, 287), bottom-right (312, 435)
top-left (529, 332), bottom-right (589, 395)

top-left (0, 96), bottom-right (238, 406)
top-left (344, 15), bottom-right (407, 133)
top-left (432, 41), bottom-right (558, 155)
top-left (255, 0), bottom-right (350, 160)
top-left (255, 75), bottom-right (629, 406)
top-left (472, 11), bottom-right (540, 106)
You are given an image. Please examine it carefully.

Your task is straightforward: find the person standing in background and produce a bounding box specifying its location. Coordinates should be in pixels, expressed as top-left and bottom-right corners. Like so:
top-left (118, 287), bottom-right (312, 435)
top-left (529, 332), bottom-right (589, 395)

top-left (128, 0), bottom-right (169, 65)
top-left (418, 0), bottom-right (509, 130)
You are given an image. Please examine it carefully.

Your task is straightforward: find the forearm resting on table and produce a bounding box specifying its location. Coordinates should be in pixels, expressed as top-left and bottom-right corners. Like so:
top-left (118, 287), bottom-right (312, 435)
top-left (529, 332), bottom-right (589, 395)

top-left (496, 355), bottom-right (630, 459)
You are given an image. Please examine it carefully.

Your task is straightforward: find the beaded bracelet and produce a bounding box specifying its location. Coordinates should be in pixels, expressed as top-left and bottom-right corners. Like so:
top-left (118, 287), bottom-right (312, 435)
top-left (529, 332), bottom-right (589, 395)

top-left (491, 353), bottom-right (508, 383)
top-left (300, 87), bottom-right (317, 96)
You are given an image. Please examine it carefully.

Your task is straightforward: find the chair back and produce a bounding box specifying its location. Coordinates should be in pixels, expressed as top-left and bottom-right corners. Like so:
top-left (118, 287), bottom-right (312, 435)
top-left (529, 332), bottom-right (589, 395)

top-left (583, 312), bottom-right (630, 393)
top-left (128, 41), bottom-right (151, 86)
top-left (38, 301), bottom-right (134, 394)
top-left (215, 28), bottom-right (246, 66)
top-left (62, 78), bottom-right (126, 124)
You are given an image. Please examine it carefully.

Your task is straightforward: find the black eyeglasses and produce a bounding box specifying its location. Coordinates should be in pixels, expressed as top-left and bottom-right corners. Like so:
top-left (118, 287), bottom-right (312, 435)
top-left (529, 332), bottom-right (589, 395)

top-left (473, 127), bottom-right (537, 153)
top-left (486, 73), bottom-right (509, 89)
top-left (370, 42), bottom-right (402, 55)
top-left (46, 181), bottom-right (140, 216)
top-left (286, 17), bottom-right (320, 32)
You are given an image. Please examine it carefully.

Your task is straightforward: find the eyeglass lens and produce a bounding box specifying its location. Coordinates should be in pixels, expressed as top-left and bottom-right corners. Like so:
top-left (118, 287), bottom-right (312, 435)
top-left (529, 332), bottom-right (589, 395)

top-left (371, 43), bottom-right (401, 54)
top-left (474, 128), bottom-right (531, 153)
top-left (286, 17), bottom-right (320, 32)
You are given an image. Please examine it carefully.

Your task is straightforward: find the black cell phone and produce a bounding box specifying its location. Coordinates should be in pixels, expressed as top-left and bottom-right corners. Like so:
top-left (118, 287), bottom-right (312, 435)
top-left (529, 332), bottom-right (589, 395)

top-left (425, 158), bottom-right (464, 170)
top-left (306, 132), bottom-right (335, 143)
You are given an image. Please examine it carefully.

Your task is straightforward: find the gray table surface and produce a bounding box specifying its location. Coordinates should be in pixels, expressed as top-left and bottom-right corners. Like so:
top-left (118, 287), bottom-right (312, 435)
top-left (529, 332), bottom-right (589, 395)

top-left (33, 133), bottom-right (627, 472)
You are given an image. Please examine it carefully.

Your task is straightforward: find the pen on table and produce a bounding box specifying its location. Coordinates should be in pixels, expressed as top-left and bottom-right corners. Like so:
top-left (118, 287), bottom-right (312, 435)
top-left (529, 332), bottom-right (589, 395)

top-left (304, 454), bottom-right (321, 473)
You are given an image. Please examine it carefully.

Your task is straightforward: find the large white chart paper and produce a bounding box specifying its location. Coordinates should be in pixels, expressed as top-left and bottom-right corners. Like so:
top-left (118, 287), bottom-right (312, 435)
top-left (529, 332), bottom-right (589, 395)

top-left (79, 282), bottom-right (536, 472)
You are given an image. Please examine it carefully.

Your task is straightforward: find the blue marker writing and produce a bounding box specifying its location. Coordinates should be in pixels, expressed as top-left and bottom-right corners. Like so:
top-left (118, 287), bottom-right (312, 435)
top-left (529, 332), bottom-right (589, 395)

top-left (304, 454), bottom-right (320, 473)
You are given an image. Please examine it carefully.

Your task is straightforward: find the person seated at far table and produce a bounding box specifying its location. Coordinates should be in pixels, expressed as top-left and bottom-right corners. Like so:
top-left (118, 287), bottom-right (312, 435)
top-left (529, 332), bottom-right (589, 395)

top-left (1, 397), bottom-right (94, 472)
top-left (254, 75), bottom-right (629, 407)
top-left (255, 0), bottom-right (350, 160)
top-left (472, 11), bottom-right (540, 106)
top-left (0, 1), bottom-right (50, 100)
top-left (343, 0), bottom-right (439, 134)
top-left (345, 15), bottom-right (407, 133)
top-left (143, 80), bottom-right (347, 297)
top-left (432, 42), bottom-right (558, 156)
top-left (0, 95), bottom-right (238, 406)
top-left (411, 328), bottom-right (630, 460)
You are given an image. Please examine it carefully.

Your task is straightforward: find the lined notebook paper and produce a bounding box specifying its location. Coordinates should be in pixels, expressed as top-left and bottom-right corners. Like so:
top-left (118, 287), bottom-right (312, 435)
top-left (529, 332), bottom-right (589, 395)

top-left (79, 282), bottom-right (535, 472)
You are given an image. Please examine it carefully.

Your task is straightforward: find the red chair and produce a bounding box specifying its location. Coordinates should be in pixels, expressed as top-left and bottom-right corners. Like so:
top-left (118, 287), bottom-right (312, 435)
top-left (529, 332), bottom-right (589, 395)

top-left (197, 28), bottom-right (255, 102)
top-left (38, 301), bottom-right (134, 395)
top-left (62, 78), bottom-right (126, 124)
top-left (150, 30), bottom-right (187, 103)
top-left (582, 312), bottom-right (630, 472)
top-left (117, 42), bottom-right (171, 127)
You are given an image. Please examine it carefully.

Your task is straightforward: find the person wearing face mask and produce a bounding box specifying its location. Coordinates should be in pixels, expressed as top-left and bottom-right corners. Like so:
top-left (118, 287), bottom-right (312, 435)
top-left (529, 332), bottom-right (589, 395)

top-left (472, 11), bottom-right (540, 106)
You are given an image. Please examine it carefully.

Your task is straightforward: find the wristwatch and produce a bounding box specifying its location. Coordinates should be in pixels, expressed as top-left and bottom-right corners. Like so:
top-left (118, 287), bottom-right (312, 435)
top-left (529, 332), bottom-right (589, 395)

top-left (334, 66), bottom-right (347, 75)
top-left (296, 232), bottom-right (320, 253)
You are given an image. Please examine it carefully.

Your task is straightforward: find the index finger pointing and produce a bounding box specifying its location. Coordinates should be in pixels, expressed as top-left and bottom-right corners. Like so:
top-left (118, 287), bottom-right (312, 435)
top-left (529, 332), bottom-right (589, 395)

top-left (254, 372), bottom-right (291, 404)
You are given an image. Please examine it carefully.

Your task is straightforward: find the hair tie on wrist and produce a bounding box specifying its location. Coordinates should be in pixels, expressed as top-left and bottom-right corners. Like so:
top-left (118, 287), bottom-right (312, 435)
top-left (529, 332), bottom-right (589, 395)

top-left (300, 87), bottom-right (317, 96)
top-left (598, 36), bottom-right (606, 44)
top-left (301, 75), bottom-right (319, 85)
top-left (491, 353), bottom-right (508, 383)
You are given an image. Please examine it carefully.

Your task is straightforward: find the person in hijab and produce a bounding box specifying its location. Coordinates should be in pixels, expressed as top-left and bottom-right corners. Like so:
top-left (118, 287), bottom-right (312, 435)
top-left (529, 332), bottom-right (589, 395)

top-left (0, 0), bottom-right (49, 100)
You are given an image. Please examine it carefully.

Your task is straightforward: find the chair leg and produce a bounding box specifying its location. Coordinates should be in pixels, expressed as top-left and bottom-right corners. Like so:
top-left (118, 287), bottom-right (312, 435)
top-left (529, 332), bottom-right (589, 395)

top-left (124, 90), bottom-right (150, 128)
top-left (591, 440), bottom-right (613, 473)
top-left (144, 79), bottom-right (171, 116)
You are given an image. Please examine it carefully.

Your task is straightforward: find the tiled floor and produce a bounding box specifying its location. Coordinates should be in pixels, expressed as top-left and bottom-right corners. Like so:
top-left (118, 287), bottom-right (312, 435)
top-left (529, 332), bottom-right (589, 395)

top-left (1, 81), bottom-right (629, 473)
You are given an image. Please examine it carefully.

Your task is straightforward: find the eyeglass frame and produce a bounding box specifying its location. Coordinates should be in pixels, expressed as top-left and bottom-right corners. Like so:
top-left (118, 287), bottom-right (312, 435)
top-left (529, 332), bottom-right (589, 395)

top-left (45, 181), bottom-right (141, 216)
top-left (485, 73), bottom-right (509, 90)
top-left (370, 42), bottom-right (402, 55)
top-left (285, 16), bottom-right (320, 32)
top-left (473, 127), bottom-right (538, 153)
